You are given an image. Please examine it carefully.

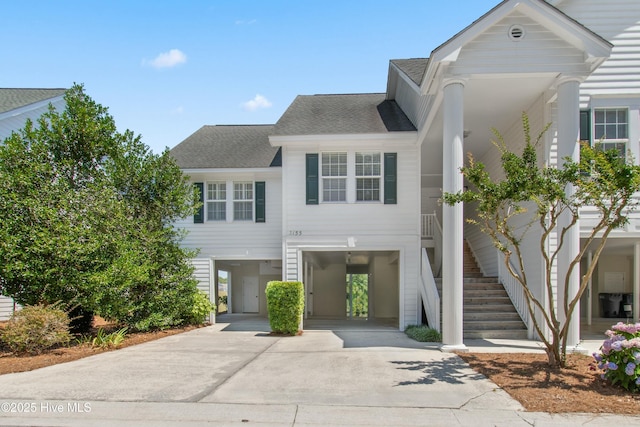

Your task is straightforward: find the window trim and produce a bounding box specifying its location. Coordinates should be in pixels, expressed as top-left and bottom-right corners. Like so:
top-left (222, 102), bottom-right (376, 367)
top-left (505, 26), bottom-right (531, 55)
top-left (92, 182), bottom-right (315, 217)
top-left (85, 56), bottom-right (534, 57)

top-left (206, 181), bottom-right (227, 221)
top-left (233, 181), bottom-right (254, 221)
top-left (321, 152), bottom-right (348, 203)
top-left (587, 107), bottom-right (629, 160)
top-left (355, 152), bottom-right (381, 202)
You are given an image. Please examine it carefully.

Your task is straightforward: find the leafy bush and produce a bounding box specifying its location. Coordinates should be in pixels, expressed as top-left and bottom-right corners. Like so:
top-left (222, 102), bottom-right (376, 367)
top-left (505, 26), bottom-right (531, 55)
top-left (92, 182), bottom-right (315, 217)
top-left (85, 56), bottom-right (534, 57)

top-left (91, 327), bottom-right (128, 349)
top-left (594, 322), bottom-right (640, 392)
top-left (265, 281), bottom-right (304, 335)
top-left (188, 290), bottom-right (215, 324)
top-left (405, 324), bottom-right (442, 342)
top-left (1, 304), bottom-right (72, 354)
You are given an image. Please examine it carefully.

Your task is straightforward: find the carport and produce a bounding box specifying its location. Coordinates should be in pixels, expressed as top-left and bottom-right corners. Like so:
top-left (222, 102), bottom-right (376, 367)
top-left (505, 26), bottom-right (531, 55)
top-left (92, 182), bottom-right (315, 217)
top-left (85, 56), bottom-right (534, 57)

top-left (301, 250), bottom-right (400, 328)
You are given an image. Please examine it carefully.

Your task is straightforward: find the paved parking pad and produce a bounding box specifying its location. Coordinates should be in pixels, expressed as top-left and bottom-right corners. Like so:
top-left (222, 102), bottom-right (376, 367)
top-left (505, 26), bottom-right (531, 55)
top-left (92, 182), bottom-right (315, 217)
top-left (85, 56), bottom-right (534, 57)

top-left (0, 319), bottom-right (633, 426)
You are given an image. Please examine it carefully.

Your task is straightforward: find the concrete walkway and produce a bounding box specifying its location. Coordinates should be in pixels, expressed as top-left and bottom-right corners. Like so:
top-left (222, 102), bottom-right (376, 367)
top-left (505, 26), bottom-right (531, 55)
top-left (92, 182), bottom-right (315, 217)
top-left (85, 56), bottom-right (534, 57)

top-left (0, 316), bottom-right (635, 426)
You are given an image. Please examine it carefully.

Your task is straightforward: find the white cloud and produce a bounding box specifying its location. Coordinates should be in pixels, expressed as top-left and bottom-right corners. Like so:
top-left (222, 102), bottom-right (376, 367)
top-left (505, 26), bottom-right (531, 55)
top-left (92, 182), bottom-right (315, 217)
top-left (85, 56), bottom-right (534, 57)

top-left (144, 49), bottom-right (187, 69)
top-left (170, 106), bottom-right (184, 115)
top-left (242, 94), bottom-right (272, 111)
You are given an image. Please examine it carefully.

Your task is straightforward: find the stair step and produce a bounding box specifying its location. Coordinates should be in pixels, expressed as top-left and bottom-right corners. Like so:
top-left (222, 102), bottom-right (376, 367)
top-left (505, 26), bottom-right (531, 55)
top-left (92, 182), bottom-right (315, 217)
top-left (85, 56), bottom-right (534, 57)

top-left (464, 319), bottom-right (527, 329)
top-left (464, 312), bottom-right (522, 321)
top-left (464, 329), bottom-right (529, 340)
top-left (464, 289), bottom-right (508, 298)
top-left (427, 240), bottom-right (528, 340)
top-left (464, 305), bottom-right (518, 314)
top-left (464, 279), bottom-right (500, 286)
top-left (464, 296), bottom-right (512, 304)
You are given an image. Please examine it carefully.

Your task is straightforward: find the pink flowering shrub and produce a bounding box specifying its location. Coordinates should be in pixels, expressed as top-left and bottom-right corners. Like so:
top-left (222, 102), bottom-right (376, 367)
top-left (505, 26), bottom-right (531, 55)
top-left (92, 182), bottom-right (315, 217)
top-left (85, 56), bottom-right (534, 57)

top-left (593, 322), bottom-right (640, 392)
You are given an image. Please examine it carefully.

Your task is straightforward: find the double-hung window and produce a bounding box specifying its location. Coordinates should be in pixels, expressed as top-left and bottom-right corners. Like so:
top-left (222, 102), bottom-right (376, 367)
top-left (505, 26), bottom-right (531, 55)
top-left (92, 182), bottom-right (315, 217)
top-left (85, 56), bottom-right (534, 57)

top-left (234, 182), bottom-right (253, 221)
top-left (594, 108), bottom-right (628, 159)
top-left (206, 182), bottom-right (226, 221)
top-left (321, 152), bottom-right (347, 202)
top-left (355, 152), bottom-right (381, 202)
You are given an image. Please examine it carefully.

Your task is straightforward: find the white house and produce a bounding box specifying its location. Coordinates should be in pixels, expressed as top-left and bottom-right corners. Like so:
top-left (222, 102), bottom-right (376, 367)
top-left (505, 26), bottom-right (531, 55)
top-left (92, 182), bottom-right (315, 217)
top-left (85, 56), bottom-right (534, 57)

top-left (0, 88), bottom-right (67, 320)
top-left (171, 0), bottom-right (640, 349)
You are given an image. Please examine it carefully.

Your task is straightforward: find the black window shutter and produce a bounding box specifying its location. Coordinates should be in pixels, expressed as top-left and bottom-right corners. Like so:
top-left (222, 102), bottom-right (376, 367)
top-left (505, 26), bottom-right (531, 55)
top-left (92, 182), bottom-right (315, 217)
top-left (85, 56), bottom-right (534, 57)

top-left (384, 153), bottom-right (397, 205)
top-left (306, 154), bottom-right (319, 205)
top-left (194, 182), bottom-right (204, 223)
top-left (580, 110), bottom-right (591, 142)
top-left (255, 181), bottom-right (266, 223)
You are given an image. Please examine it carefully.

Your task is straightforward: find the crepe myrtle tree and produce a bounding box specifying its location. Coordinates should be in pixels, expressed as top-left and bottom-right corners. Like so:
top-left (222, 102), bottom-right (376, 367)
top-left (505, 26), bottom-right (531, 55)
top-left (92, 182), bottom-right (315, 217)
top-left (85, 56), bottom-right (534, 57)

top-left (443, 114), bottom-right (640, 368)
top-left (0, 84), bottom-right (203, 331)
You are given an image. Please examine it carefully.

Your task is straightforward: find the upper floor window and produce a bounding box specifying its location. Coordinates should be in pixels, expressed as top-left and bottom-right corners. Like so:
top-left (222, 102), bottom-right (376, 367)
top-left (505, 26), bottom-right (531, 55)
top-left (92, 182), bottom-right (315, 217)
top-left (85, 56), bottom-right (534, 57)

top-left (355, 152), bottom-right (381, 202)
top-left (594, 108), bottom-right (628, 159)
top-left (322, 152), bottom-right (347, 202)
top-left (206, 182), bottom-right (226, 221)
top-left (234, 182), bottom-right (253, 221)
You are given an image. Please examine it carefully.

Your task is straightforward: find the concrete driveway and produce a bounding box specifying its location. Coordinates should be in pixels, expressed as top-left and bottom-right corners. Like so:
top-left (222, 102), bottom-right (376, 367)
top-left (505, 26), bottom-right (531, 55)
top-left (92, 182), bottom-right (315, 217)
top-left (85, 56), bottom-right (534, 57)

top-left (0, 315), bottom-right (633, 426)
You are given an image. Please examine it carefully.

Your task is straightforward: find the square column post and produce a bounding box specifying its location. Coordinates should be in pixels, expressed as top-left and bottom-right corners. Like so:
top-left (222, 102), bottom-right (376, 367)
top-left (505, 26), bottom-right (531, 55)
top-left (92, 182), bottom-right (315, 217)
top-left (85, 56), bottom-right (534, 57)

top-left (441, 79), bottom-right (467, 352)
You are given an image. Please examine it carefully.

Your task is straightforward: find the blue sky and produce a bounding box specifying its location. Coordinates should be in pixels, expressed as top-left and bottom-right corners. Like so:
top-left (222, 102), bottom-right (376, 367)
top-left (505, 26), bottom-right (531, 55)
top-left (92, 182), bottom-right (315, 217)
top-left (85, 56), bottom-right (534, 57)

top-left (2, 0), bottom-right (499, 154)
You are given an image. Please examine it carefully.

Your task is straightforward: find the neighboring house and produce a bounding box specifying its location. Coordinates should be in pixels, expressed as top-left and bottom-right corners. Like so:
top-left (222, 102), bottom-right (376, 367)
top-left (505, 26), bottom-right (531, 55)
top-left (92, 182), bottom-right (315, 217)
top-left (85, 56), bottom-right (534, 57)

top-left (171, 0), bottom-right (640, 350)
top-left (0, 88), bottom-right (66, 320)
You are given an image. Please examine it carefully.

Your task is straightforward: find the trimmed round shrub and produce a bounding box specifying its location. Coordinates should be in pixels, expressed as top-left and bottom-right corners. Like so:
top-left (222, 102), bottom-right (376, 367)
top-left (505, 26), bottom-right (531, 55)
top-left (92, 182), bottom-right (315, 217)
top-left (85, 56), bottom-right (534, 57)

top-left (1, 304), bottom-right (72, 354)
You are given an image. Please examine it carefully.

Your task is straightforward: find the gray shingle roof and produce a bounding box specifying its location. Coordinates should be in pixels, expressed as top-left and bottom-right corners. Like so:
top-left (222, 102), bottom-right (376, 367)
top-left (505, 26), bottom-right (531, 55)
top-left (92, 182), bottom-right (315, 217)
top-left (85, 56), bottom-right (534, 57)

top-left (272, 93), bottom-right (416, 136)
top-left (170, 125), bottom-right (280, 169)
top-left (390, 59), bottom-right (429, 87)
top-left (0, 88), bottom-right (66, 114)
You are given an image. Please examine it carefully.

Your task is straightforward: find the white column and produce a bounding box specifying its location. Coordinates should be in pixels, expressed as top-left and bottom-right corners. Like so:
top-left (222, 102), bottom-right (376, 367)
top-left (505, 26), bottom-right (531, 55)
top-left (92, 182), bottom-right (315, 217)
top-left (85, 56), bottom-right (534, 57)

top-left (634, 243), bottom-right (640, 322)
top-left (441, 79), bottom-right (467, 352)
top-left (556, 77), bottom-right (584, 352)
top-left (587, 251), bottom-right (593, 326)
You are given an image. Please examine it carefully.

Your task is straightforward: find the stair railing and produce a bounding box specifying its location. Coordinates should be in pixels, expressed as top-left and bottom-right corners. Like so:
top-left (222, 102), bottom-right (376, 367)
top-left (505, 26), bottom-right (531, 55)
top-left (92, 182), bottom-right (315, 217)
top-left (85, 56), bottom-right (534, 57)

top-left (420, 247), bottom-right (440, 333)
top-left (496, 249), bottom-right (533, 338)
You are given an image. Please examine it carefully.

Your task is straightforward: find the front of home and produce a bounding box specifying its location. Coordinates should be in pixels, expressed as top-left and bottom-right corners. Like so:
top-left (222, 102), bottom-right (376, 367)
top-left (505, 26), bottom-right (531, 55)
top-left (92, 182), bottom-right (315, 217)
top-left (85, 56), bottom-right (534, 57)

top-left (172, 0), bottom-right (640, 349)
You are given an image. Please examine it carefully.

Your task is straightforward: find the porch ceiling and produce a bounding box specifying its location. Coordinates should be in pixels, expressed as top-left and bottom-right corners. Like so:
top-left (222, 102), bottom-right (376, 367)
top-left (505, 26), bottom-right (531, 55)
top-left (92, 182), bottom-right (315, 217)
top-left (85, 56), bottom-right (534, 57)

top-left (304, 250), bottom-right (396, 270)
top-left (421, 73), bottom-right (557, 187)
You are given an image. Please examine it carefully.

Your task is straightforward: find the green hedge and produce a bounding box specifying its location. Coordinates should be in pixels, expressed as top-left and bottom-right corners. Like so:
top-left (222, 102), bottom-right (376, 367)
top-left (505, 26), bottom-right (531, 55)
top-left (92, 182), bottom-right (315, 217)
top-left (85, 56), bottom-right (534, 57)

top-left (265, 281), bottom-right (304, 335)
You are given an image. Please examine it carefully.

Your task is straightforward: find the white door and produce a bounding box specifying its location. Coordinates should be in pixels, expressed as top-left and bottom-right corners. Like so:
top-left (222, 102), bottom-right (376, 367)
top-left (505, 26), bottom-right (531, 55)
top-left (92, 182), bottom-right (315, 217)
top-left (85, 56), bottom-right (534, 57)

top-left (242, 276), bottom-right (259, 313)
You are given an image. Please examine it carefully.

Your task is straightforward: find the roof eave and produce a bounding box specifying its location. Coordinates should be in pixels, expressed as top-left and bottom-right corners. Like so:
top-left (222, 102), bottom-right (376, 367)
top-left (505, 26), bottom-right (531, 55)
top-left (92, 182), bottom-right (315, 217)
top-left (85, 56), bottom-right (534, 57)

top-left (269, 132), bottom-right (417, 147)
top-left (419, 0), bottom-right (613, 95)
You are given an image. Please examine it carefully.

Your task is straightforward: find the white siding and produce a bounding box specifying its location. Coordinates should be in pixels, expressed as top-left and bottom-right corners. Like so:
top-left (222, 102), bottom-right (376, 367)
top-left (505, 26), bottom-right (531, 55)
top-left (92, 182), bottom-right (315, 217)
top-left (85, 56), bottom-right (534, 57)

top-left (0, 296), bottom-right (18, 321)
top-left (176, 171), bottom-right (282, 260)
top-left (451, 11), bottom-right (591, 76)
top-left (191, 258), bottom-right (213, 296)
top-left (282, 145), bottom-right (419, 239)
top-left (557, 0), bottom-right (640, 99)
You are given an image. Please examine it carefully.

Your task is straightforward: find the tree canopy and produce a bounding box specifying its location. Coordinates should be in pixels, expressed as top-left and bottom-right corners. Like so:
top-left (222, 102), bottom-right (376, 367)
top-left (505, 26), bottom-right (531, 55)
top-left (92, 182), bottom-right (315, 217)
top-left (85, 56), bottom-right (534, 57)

top-left (0, 84), bottom-right (207, 330)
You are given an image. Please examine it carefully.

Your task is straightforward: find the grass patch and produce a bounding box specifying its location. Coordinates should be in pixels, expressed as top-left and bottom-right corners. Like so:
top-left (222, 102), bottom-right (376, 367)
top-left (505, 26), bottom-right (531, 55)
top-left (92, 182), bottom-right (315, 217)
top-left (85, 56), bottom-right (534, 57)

top-left (405, 324), bottom-right (441, 342)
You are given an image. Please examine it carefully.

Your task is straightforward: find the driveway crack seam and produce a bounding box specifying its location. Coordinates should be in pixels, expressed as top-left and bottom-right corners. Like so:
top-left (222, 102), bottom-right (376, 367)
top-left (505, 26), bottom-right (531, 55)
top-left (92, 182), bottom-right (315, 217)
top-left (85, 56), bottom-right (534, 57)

top-left (187, 337), bottom-right (283, 403)
top-left (457, 388), bottom-right (505, 410)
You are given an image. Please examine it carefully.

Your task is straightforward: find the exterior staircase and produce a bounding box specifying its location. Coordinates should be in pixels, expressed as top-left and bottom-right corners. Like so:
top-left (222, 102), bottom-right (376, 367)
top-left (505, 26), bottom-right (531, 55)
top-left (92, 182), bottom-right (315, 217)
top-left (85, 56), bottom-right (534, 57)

top-left (435, 241), bottom-right (528, 339)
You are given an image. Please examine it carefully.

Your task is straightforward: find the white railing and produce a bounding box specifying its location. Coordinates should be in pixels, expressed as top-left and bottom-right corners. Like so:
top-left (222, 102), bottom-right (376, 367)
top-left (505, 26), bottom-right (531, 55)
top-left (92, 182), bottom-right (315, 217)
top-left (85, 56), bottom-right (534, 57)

top-left (420, 248), bottom-right (440, 333)
top-left (421, 212), bottom-right (437, 239)
top-left (496, 250), bottom-right (532, 338)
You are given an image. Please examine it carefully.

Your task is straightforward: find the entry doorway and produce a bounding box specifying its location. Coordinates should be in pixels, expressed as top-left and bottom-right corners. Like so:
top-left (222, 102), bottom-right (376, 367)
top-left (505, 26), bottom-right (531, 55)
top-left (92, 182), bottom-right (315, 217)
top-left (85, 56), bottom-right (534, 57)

top-left (346, 273), bottom-right (369, 318)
